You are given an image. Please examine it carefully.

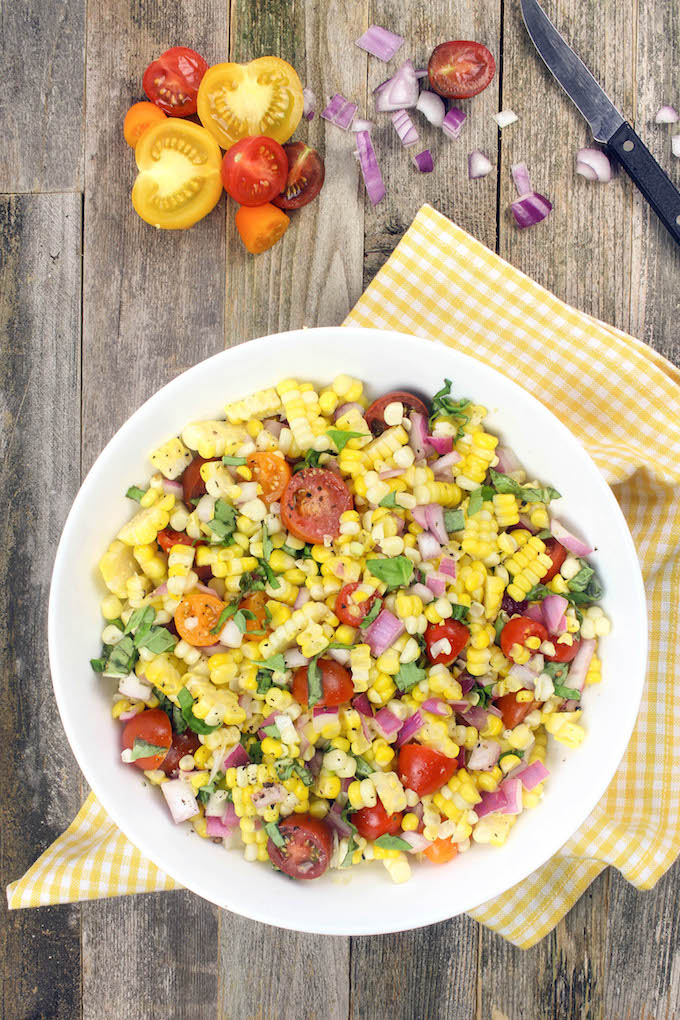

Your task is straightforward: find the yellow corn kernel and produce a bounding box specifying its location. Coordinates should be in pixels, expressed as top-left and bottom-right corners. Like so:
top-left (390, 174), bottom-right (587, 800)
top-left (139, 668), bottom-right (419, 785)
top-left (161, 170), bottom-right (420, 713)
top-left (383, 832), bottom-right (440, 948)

top-left (585, 651), bottom-right (601, 686)
top-left (402, 812), bottom-right (419, 832)
top-left (181, 420), bottom-right (248, 459)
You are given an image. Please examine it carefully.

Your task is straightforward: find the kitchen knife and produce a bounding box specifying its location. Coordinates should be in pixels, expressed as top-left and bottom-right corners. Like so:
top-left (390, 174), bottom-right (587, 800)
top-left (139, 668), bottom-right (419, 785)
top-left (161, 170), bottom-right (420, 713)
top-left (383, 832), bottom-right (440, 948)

top-left (520, 0), bottom-right (680, 245)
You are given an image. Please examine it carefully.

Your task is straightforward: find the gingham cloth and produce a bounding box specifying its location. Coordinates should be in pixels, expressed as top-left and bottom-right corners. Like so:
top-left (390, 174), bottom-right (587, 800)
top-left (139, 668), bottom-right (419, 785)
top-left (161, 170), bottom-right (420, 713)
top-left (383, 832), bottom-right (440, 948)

top-left (8, 206), bottom-right (680, 948)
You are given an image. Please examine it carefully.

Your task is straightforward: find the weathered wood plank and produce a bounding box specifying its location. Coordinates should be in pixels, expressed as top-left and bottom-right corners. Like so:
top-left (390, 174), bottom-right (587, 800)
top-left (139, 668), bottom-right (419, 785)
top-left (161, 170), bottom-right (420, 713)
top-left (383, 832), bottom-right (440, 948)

top-left (0, 193), bottom-right (83, 1020)
top-left (0, 0), bottom-right (85, 192)
top-left (363, 0), bottom-right (502, 285)
top-left (80, 2), bottom-right (228, 1016)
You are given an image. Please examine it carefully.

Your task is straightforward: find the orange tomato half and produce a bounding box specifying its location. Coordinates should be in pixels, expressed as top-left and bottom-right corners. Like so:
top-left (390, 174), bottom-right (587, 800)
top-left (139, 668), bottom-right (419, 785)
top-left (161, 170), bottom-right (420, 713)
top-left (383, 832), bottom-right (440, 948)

top-left (123, 101), bottom-right (168, 147)
top-left (247, 452), bottom-right (292, 505)
top-left (423, 838), bottom-right (459, 864)
top-left (174, 592), bottom-right (226, 646)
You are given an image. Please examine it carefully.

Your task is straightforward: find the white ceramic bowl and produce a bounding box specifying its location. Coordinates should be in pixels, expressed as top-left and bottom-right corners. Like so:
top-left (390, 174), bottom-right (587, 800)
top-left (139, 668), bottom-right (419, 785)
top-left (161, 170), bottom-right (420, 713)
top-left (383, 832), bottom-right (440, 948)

top-left (49, 327), bottom-right (646, 935)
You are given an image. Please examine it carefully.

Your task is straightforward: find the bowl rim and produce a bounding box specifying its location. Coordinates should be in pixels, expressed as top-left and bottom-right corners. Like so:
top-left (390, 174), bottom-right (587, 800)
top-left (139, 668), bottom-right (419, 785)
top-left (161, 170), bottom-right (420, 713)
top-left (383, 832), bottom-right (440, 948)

top-left (48, 326), bottom-right (647, 934)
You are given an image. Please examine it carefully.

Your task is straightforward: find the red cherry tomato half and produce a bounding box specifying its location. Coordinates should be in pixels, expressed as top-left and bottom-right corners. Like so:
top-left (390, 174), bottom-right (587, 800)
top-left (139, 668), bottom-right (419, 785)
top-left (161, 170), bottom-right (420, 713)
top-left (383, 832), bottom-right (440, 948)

top-left (291, 659), bottom-right (354, 708)
top-left (220, 135), bottom-right (288, 207)
top-left (121, 709), bottom-right (172, 771)
top-left (424, 619), bottom-right (470, 666)
top-left (428, 40), bottom-right (496, 99)
top-left (142, 46), bottom-right (209, 117)
top-left (398, 744), bottom-right (459, 797)
top-left (157, 528), bottom-right (206, 553)
top-left (500, 616), bottom-right (548, 662)
top-left (281, 467), bottom-right (353, 544)
top-left (541, 537), bottom-right (568, 582)
top-left (335, 582), bottom-right (379, 628)
top-left (544, 636), bottom-right (581, 663)
top-left (181, 455), bottom-right (218, 504)
top-left (159, 729), bottom-right (201, 776)
top-left (267, 813), bottom-right (332, 879)
top-left (364, 390), bottom-right (430, 437)
top-left (495, 692), bottom-right (537, 730)
top-left (353, 801), bottom-right (403, 841)
top-left (271, 141), bottom-right (325, 210)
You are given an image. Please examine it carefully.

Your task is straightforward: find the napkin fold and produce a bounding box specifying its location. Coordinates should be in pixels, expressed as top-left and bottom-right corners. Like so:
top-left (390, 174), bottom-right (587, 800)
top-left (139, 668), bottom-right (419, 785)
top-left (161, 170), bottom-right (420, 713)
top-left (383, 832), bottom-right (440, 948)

top-left (9, 206), bottom-right (680, 948)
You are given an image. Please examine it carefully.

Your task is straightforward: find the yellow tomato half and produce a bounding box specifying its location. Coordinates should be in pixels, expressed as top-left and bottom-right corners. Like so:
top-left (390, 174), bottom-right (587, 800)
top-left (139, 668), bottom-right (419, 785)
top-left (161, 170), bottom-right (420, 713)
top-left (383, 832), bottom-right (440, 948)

top-left (131, 120), bottom-right (224, 229)
top-left (197, 56), bottom-right (304, 150)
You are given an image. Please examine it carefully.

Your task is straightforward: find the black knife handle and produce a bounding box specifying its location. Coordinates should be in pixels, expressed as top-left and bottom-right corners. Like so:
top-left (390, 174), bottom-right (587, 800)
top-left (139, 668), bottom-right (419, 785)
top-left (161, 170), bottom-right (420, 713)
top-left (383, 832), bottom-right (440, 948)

top-left (608, 122), bottom-right (680, 245)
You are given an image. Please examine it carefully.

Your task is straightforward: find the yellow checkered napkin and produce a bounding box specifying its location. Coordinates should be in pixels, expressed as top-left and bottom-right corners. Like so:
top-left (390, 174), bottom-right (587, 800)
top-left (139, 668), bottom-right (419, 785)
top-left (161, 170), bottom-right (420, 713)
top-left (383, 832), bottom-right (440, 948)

top-left (8, 205), bottom-right (680, 948)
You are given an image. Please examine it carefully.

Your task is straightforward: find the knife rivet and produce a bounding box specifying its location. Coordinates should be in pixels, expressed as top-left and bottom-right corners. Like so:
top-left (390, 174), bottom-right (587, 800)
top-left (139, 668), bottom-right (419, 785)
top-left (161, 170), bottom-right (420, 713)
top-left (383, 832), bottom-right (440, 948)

top-left (676, 214), bottom-right (680, 226)
top-left (623, 140), bottom-right (634, 152)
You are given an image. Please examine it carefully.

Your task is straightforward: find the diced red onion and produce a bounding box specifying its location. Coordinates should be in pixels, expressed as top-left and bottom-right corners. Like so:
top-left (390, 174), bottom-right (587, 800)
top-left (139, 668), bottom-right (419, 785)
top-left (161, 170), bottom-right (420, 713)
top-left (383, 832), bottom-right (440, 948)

top-left (284, 647), bottom-right (309, 668)
top-left (442, 107), bottom-right (466, 139)
top-left (656, 104), bottom-right (679, 123)
top-left (329, 647), bottom-right (351, 666)
top-left (235, 481), bottom-right (258, 504)
top-left (196, 643), bottom-right (230, 656)
top-left (508, 662), bottom-right (537, 689)
top-left (515, 760), bottom-right (549, 790)
top-left (487, 704), bottom-right (502, 718)
top-left (325, 810), bottom-right (353, 839)
top-left (467, 739), bottom-right (501, 771)
top-left (550, 518), bottom-right (593, 556)
top-left (563, 637), bottom-right (596, 693)
top-left (432, 450), bottom-right (462, 476)
top-left (293, 713), bottom-right (311, 754)
top-left (563, 699), bottom-right (580, 712)
top-left (353, 693), bottom-right (373, 717)
top-left (312, 706), bottom-right (339, 732)
top-left (430, 638), bottom-right (451, 659)
top-left (394, 709), bottom-right (424, 747)
top-left (495, 445), bottom-right (521, 474)
top-left (425, 570), bottom-right (447, 596)
top-left (222, 742), bottom-right (249, 771)
top-left (355, 130), bottom-right (386, 205)
top-left (409, 582), bottom-right (434, 604)
top-left (415, 68), bottom-right (428, 79)
top-left (417, 531), bottom-right (442, 562)
top-left (162, 478), bottom-right (184, 497)
top-left (575, 147), bottom-right (612, 183)
top-left (355, 24), bottom-right (404, 61)
top-left (493, 109), bottom-right (518, 128)
top-left (499, 776), bottom-right (523, 815)
top-left (399, 831), bottom-right (432, 853)
top-left (118, 708), bottom-right (140, 721)
top-left (379, 468), bottom-right (403, 480)
top-left (294, 587), bottom-right (311, 610)
top-left (542, 594), bottom-right (569, 635)
top-left (468, 150), bottom-right (493, 179)
top-left (438, 556), bottom-right (457, 578)
top-left (511, 161), bottom-right (532, 197)
top-left (334, 401), bottom-right (364, 421)
top-left (374, 706), bottom-right (404, 740)
top-left (425, 503), bottom-right (448, 544)
top-left (457, 673), bottom-right (475, 694)
top-left (416, 90), bottom-right (446, 127)
top-left (511, 192), bottom-right (553, 228)
top-left (118, 673), bottom-right (152, 701)
top-left (424, 435), bottom-right (453, 455)
top-left (457, 705), bottom-right (488, 729)
top-left (391, 109), bottom-right (419, 147)
top-left (524, 603), bottom-right (544, 624)
top-left (205, 793), bottom-right (234, 821)
top-left (335, 101), bottom-right (358, 130)
top-left (363, 608), bottom-right (404, 656)
top-left (219, 618), bottom-right (243, 649)
top-left (307, 750), bottom-right (323, 778)
top-left (205, 813), bottom-right (237, 838)
top-left (518, 513), bottom-right (538, 534)
top-left (263, 418), bottom-right (283, 438)
top-left (421, 698), bottom-right (450, 716)
top-left (390, 513), bottom-right (405, 536)
top-left (302, 86), bottom-right (317, 121)
top-left (150, 581), bottom-right (169, 596)
top-left (252, 783), bottom-right (287, 809)
top-left (374, 60), bottom-right (419, 112)
top-left (475, 787), bottom-right (507, 818)
top-left (321, 94), bottom-right (346, 121)
top-left (161, 780), bottom-right (199, 824)
top-left (408, 412), bottom-right (429, 461)
top-left (673, 134), bottom-right (680, 158)
top-left (196, 493), bottom-right (216, 522)
top-left (194, 581), bottom-right (217, 596)
top-left (352, 118), bottom-right (374, 133)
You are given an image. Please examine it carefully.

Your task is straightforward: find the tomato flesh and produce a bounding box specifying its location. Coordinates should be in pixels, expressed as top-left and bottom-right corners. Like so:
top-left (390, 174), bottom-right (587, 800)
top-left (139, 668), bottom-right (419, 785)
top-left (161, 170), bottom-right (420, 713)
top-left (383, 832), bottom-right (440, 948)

top-left (182, 455), bottom-right (218, 504)
top-left (271, 142), bottom-right (325, 209)
top-left (424, 837), bottom-right (459, 864)
top-left (500, 616), bottom-right (548, 662)
top-left (398, 744), bottom-right (458, 796)
top-left (221, 136), bottom-right (288, 206)
top-left (291, 659), bottom-right (354, 708)
top-left (157, 528), bottom-right (206, 553)
top-left (281, 468), bottom-right (353, 543)
top-left (335, 582), bottom-right (378, 628)
top-left (496, 692), bottom-right (537, 730)
top-left (159, 730), bottom-right (201, 776)
top-left (143, 47), bottom-right (209, 117)
top-left (545, 636), bottom-right (581, 663)
top-left (353, 801), bottom-right (403, 841)
top-left (428, 40), bottom-right (496, 99)
top-left (425, 619), bottom-right (470, 666)
top-left (267, 814), bottom-right (332, 879)
top-left (246, 452), bottom-right (291, 505)
top-left (174, 592), bottom-right (226, 646)
top-left (364, 390), bottom-right (429, 437)
top-left (541, 538), bottom-right (568, 582)
top-left (121, 709), bottom-right (172, 770)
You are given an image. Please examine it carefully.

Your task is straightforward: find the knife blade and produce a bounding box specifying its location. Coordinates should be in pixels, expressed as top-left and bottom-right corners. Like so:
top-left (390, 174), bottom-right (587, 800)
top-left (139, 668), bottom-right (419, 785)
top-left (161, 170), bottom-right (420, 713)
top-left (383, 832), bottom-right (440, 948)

top-left (520, 0), bottom-right (680, 245)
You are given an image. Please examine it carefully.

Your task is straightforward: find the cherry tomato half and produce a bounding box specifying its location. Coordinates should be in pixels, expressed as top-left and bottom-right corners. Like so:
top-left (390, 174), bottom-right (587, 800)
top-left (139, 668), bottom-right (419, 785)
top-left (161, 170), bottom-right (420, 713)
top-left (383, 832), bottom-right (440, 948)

top-left (182, 456), bottom-right (218, 504)
top-left (221, 135), bottom-right (288, 206)
top-left (424, 620), bottom-right (470, 666)
top-left (159, 730), bottom-right (201, 776)
top-left (398, 744), bottom-right (458, 797)
top-left (428, 41), bottom-right (496, 99)
top-left (267, 813), bottom-right (332, 879)
top-left (423, 837), bottom-right (459, 864)
top-left (541, 538), bottom-right (568, 582)
top-left (352, 801), bottom-right (403, 841)
top-left (335, 582), bottom-right (379, 628)
top-left (545, 636), bottom-right (581, 663)
top-left (157, 529), bottom-right (206, 553)
top-left (121, 709), bottom-right (172, 771)
top-left (291, 659), bottom-right (354, 708)
top-left (174, 592), bottom-right (225, 646)
top-left (143, 46), bottom-right (209, 117)
top-left (500, 616), bottom-right (548, 662)
top-left (495, 692), bottom-right (537, 730)
top-left (240, 591), bottom-right (270, 635)
top-left (281, 468), bottom-right (353, 543)
top-left (271, 142), bottom-right (325, 209)
top-left (364, 390), bottom-right (430, 437)
top-left (246, 452), bottom-right (292, 505)
top-left (123, 101), bottom-right (167, 148)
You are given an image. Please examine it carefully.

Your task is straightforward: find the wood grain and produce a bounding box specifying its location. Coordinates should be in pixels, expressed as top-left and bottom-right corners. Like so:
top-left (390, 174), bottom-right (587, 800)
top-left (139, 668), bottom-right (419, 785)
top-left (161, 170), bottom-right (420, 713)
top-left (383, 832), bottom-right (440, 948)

top-left (0, 0), bottom-right (85, 192)
top-left (0, 193), bottom-right (83, 1019)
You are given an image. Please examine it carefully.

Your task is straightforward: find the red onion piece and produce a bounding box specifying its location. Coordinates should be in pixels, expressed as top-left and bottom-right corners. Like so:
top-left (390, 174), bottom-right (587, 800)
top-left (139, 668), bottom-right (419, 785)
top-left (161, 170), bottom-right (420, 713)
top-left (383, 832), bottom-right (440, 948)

top-left (150, 581), bottom-right (168, 596)
top-left (335, 101), bottom-right (358, 130)
top-left (196, 643), bottom-right (230, 655)
top-left (391, 109), bottom-right (419, 147)
top-left (374, 60), bottom-right (419, 112)
top-left (415, 90), bottom-right (446, 127)
top-left (415, 68), bottom-right (428, 79)
top-left (394, 710), bottom-right (424, 747)
top-left (374, 706), bottom-right (403, 739)
top-left (442, 107), bottom-right (466, 139)
top-left (467, 738), bottom-right (501, 771)
top-left (432, 450), bottom-right (462, 476)
top-left (334, 401), bottom-right (364, 421)
top-left (284, 647), bottom-right (309, 668)
top-left (421, 697), bottom-right (450, 716)
top-left (495, 445), bottom-right (521, 474)
top-left (326, 810), bottom-right (353, 839)
top-left (493, 109), bottom-right (518, 128)
top-left (118, 708), bottom-right (140, 721)
top-left (424, 435), bottom-right (453, 454)
top-left (408, 411), bottom-right (429, 460)
top-left (252, 783), bottom-right (287, 810)
top-left (508, 662), bottom-right (537, 690)
top-left (424, 503), bottom-right (448, 544)
top-left (542, 594), bottom-right (568, 634)
top-left (399, 831), bottom-right (432, 853)
top-left (379, 468), bottom-right (403, 480)
top-left (409, 582), bottom-right (434, 604)
top-left (550, 518), bottom-right (593, 556)
top-left (161, 780), bottom-right (199, 824)
top-left (511, 161), bottom-right (532, 197)
top-left (364, 608), bottom-right (404, 656)
top-left (523, 604), bottom-right (544, 624)
top-left (511, 192), bottom-right (553, 229)
top-left (263, 418), bottom-right (284, 438)
top-left (312, 706), bottom-right (339, 732)
top-left (499, 776), bottom-right (523, 815)
top-left (563, 637), bottom-right (596, 693)
top-left (355, 24), bottom-right (404, 61)
top-left (439, 556), bottom-right (457, 578)
top-left (294, 587), bottom-right (311, 610)
top-left (302, 86), bottom-right (317, 121)
top-left (417, 531), bottom-right (442, 562)
top-left (425, 571), bottom-right (447, 596)
top-left (355, 130), bottom-right (386, 205)
top-left (475, 787), bottom-right (507, 818)
top-left (655, 104), bottom-right (679, 124)
top-left (513, 760), bottom-right (549, 790)
top-left (223, 743), bottom-right (250, 769)
top-left (162, 478), bottom-right (184, 497)
top-left (457, 705), bottom-right (488, 729)
top-left (353, 693), bottom-right (373, 717)
top-left (321, 94), bottom-right (346, 121)
top-left (575, 147), bottom-right (612, 182)
top-left (468, 150), bottom-right (493, 179)
top-left (205, 813), bottom-right (238, 838)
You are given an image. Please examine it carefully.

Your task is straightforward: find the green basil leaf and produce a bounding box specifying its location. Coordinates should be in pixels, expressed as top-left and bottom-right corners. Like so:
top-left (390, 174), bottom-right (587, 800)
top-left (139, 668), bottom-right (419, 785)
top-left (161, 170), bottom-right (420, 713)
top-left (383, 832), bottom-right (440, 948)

top-left (553, 682), bottom-right (581, 701)
top-left (176, 686), bottom-right (220, 735)
top-left (105, 635), bottom-right (137, 676)
top-left (222, 455), bottom-right (247, 466)
top-left (293, 450), bottom-right (323, 472)
top-left (474, 682), bottom-right (495, 709)
top-left (568, 561), bottom-right (604, 600)
top-left (258, 557), bottom-right (281, 589)
top-left (90, 656), bottom-right (109, 673)
top-left (211, 600), bottom-right (238, 635)
top-left (450, 603), bottom-right (469, 623)
top-left (274, 760), bottom-right (315, 786)
top-left (197, 783), bottom-right (216, 805)
top-left (352, 754), bottom-right (374, 778)
top-left (264, 821), bottom-right (285, 847)
top-left (263, 724), bottom-right (281, 739)
top-left (340, 834), bottom-right (359, 868)
top-left (306, 656), bottom-right (323, 708)
top-left (129, 737), bottom-right (168, 762)
top-left (125, 605), bottom-right (156, 637)
top-left (444, 509), bottom-right (465, 533)
top-left (126, 485), bottom-right (146, 503)
top-left (494, 615), bottom-right (506, 644)
top-left (429, 379), bottom-right (471, 433)
top-left (239, 570), bottom-right (266, 594)
top-left (256, 670), bottom-right (274, 694)
top-left (256, 653), bottom-right (287, 673)
top-left (489, 468), bottom-right (561, 505)
top-left (542, 661), bottom-right (570, 683)
top-left (232, 609), bottom-right (256, 634)
top-left (498, 749), bottom-right (524, 764)
top-left (359, 598), bottom-right (383, 629)
top-left (366, 556), bottom-right (414, 590)
top-left (327, 429), bottom-right (364, 454)
top-left (374, 834), bottom-right (412, 851)
top-left (467, 489), bottom-right (483, 517)
top-left (137, 627), bottom-right (177, 655)
top-left (394, 661), bottom-right (426, 693)
top-left (379, 491), bottom-right (398, 508)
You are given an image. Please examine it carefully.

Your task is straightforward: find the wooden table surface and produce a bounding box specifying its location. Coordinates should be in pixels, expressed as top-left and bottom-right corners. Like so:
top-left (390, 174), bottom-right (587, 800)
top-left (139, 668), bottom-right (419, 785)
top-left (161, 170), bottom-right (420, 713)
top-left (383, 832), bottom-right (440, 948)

top-left (2, 0), bottom-right (680, 1016)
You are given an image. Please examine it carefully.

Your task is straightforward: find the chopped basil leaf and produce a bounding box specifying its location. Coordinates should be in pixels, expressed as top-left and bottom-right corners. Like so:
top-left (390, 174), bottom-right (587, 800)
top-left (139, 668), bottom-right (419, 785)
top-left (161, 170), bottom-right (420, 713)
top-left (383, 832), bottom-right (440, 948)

top-left (467, 489), bottom-right (483, 516)
top-left (264, 821), bottom-right (285, 847)
top-left (90, 656), bottom-right (109, 672)
top-left (489, 468), bottom-right (561, 505)
top-left (352, 754), bottom-right (374, 778)
top-left (233, 608), bottom-right (256, 634)
top-left (176, 686), bottom-right (220, 735)
top-left (137, 627), bottom-right (177, 655)
top-left (444, 509), bottom-right (465, 533)
top-left (239, 570), bottom-right (266, 593)
top-left (306, 656), bottom-right (323, 708)
top-left (281, 544), bottom-right (300, 558)
top-left (263, 724), bottom-right (281, 739)
top-left (211, 601), bottom-right (237, 635)
top-left (258, 557), bottom-right (281, 589)
top-left (262, 524), bottom-right (273, 562)
top-left (366, 555), bottom-right (413, 590)
top-left (293, 449), bottom-right (323, 472)
top-left (222, 455), bottom-right (247, 466)
top-left (525, 583), bottom-right (550, 603)
top-left (498, 749), bottom-right (524, 764)
top-left (275, 760), bottom-right (314, 786)
top-left (542, 661), bottom-right (570, 683)
top-left (129, 737), bottom-right (168, 762)
top-left (379, 491), bottom-right (398, 509)
top-left (450, 603), bottom-right (469, 623)
top-left (126, 485), bottom-right (146, 503)
top-left (256, 653), bottom-right (287, 673)
top-left (494, 615), bottom-right (506, 644)
top-left (536, 529), bottom-right (552, 539)
top-left (125, 605), bottom-right (156, 638)
top-left (374, 834), bottom-right (412, 851)
top-left (197, 782), bottom-right (215, 805)
top-left (239, 735), bottom-right (263, 764)
top-left (340, 834), bottom-right (359, 868)
top-left (429, 379), bottom-right (471, 434)
top-left (473, 682), bottom-right (495, 709)
top-left (256, 670), bottom-right (274, 694)
top-left (553, 682), bottom-right (581, 701)
top-left (209, 500), bottom-right (237, 544)
top-left (527, 581), bottom-right (600, 609)
top-left (327, 429), bottom-right (363, 454)
top-left (152, 686), bottom-right (187, 734)
top-left (109, 618), bottom-right (125, 632)
top-left (568, 562), bottom-right (604, 600)
top-left (105, 635), bottom-right (137, 676)
top-left (394, 661), bottom-right (426, 693)
top-left (359, 598), bottom-right (383, 629)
